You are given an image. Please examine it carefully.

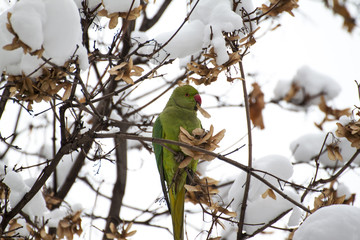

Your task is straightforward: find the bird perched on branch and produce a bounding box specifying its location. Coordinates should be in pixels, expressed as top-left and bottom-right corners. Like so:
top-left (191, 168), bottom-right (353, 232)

top-left (152, 85), bottom-right (202, 240)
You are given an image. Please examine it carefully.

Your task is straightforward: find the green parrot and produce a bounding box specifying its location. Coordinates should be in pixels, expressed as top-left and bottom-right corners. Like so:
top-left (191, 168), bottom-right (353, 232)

top-left (152, 85), bottom-right (202, 240)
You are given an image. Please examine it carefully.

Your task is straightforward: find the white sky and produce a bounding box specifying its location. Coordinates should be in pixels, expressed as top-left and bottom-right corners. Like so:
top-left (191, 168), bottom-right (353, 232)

top-left (1, 0), bottom-right (360, 239)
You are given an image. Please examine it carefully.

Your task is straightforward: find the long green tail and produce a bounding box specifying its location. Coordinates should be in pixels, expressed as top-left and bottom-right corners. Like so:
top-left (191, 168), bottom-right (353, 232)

top-left (169, 187), bottom-right (185, 240)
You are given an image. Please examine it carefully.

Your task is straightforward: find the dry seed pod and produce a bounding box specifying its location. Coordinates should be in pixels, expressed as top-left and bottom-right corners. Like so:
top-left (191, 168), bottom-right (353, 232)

top-left (178, 125), bottom-right (225, 161)
top-left (197, 103), bottom-right (211, 118)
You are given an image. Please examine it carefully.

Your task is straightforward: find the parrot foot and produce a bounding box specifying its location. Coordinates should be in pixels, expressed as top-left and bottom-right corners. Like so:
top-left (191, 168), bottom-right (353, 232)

top-left (175, 152), bottom-right (185, 163)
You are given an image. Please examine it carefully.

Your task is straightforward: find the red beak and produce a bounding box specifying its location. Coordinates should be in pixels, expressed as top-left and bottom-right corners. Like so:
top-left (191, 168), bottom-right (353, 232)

top-left (194, 94), bottom-right (202, 106)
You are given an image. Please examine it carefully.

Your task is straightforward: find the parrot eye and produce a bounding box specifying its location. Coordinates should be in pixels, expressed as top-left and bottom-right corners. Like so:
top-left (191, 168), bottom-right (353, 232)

top-left (185, 93), bottom-right (189, 97)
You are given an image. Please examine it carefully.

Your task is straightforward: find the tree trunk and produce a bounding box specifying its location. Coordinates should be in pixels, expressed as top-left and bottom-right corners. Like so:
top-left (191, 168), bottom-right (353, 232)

top-left (103, 132), bottom-right (128, 239)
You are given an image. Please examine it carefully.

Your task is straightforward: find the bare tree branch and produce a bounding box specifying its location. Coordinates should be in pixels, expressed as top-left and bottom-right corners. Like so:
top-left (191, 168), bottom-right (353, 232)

top-left (103, 131), bottom-right (128, 239)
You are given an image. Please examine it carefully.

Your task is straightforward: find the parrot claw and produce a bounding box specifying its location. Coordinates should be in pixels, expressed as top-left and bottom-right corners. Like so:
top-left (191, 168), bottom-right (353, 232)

top-left (175, 152), bottom-right (185, 163)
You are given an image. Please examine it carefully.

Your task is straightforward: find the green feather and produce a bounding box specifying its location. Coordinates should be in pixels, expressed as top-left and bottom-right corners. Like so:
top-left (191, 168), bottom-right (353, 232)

top-left (152, 85), bottom-right (202, 240)
top-left (153, 117), bottom-right (171, 210)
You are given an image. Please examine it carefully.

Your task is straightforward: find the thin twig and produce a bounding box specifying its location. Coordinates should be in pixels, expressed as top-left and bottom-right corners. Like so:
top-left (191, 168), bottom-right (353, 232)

top-left (148, 0), bottom-right (201, 58)
top-left (0, 83), bottom-right (11, 119)
top-left (237, 59), bottom-right (253, 240)
top-left (247, 209), bottom-right (292, 238)
top-left (301, 132), bottom-right (332, 202)
top-left (94, 132), bottom-right (311, 213)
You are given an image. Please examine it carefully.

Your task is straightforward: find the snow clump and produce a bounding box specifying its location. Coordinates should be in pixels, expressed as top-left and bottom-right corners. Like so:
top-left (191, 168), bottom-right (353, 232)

top-left (102, 0), bottom-right (140, 14)
top-left (147, 0), bottom-right (255, 65)
top-left (273, 66), bottom-right (341, 106)
top-left (293, 205), bottom-right (360, 240)
top-left (227, 155), bottom-right (301, 234)
top-left (290, 130), bottom-right (360, 167)
top-left (0, 0), bottom-right (89, 77)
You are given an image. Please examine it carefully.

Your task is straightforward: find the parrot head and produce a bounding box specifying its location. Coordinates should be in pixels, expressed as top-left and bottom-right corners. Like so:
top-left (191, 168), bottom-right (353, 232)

top-left (170, 85), bottom-right (201, 111)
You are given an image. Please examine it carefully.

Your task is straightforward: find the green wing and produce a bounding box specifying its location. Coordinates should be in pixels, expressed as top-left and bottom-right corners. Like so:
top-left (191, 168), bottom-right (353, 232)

top-left (152, 116), bottom-right (171, 212)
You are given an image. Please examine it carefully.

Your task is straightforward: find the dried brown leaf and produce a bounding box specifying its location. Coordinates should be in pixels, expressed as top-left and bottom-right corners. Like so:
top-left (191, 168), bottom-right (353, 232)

top-left (179, 146), bottom-right (195, 158)
top-left (2, 42), bottom-right (21, 51)
top-left (313, 196), bottom-right (323, 211)
top-left (108, 59), bottom-right (142, 84)
top-left (204, 125), bottom-right (214, 141)
top-left (97, 9), bottom-right (108, 16)
top-left (327, 148), bottom-right (336, 161)
top-left (59, 219), bottom-right (71, 228)
top-left (216, 219), bottom-right (226, 230)
top-left (72, 210), bottom-right (82, 222)
top-left (179, 134), bottom-right (194, 145)
top-left (249, 82), bottom-right (265, 129)
top-left (284, 82), bottom-right (300, 102)
top-left (127, 230), bottom-right (137, 237)
top-left (327, 144), bottom-right (343, 161)
top-left (351, 139), bottom-right (360, 149)
top-left (212, 129), bottom-right (226, 145)
top-left (262, 188), bottom-right (277, 200)
top-left (261, 0), bottom-right (299, 17)
top-left (9, 219), bottom-right (22, 232)
top-left (180, 126), bottom-right (195, 140)
top-left (201, 154), bottom-right (216, 161)
top-left (179, 157), bottom-right (193, 168)
top-left (184, 184), bottom-right (202, 192)
top-left (210, 204), bottom-right (237, 217)
top-left (334, 194), bottom-right (346, 204)
top-left (106, 233), bottom-right (116, 239)
top-left (205, 142), bottom-right (218, 152)
top-left (336, 120), bottom-right (360, 149)
top-left (132, 65), bottom-right (144, 76)
top-left (179, 125), bottom-right (224, 161)
top-left (119, 5), bottom-right (143, 20)
top-left (109, 62), bottom-right (128, 72)
top-left (332, 0), bottom-right (355, 32)
top-left (197, 103), bottom-right (211, 118)
top-left (122, 76), bottom-right (134, 84)
top-left (125, 222), bottom-right (133, 232)
top-left (316, 96), bottom-right (351, 129)
top-left (62, 84), bottom-right (72, 101)
top-left (335, 123), bottom-right (347, 138)
top-left (109, 14), bottom-right (119, 29)
top-left (192, 128), bottom-right (205, 136)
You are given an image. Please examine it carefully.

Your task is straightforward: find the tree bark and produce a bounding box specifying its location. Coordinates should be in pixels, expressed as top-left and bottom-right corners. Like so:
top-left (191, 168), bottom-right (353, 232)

top-left (103, 132), bottom-right (128, 239)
